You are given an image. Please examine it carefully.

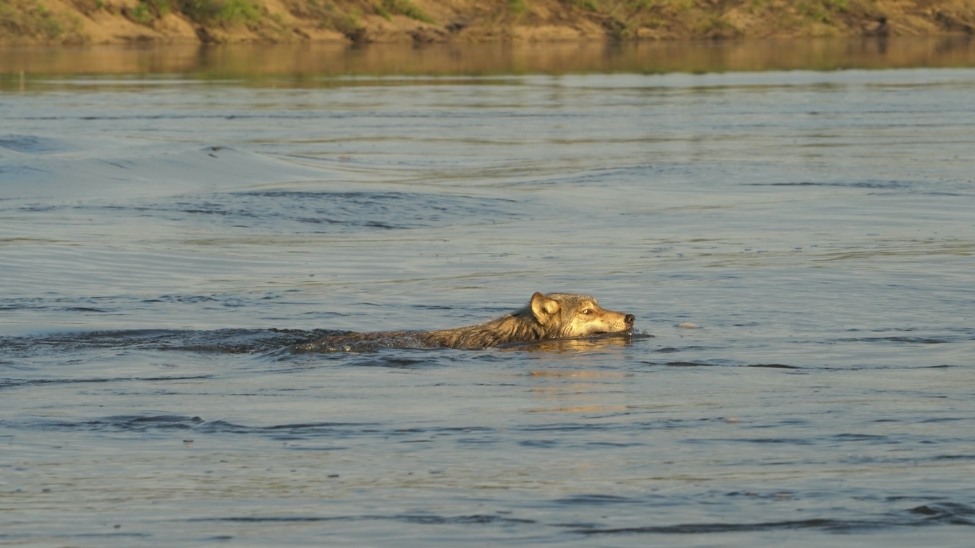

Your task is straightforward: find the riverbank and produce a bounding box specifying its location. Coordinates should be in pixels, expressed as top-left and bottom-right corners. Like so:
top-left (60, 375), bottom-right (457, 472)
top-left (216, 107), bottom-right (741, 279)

top-left (2, 0), bottom-right (974, 46)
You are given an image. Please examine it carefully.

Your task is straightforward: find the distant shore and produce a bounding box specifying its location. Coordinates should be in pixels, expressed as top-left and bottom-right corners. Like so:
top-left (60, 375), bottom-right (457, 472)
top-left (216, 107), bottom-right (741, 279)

top-left (2, 0), bottom-right (973, 46)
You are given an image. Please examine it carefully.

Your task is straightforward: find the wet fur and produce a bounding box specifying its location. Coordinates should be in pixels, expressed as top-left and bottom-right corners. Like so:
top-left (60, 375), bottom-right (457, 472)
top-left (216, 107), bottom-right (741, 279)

top-left (296, 292), bottom-right (634, 351)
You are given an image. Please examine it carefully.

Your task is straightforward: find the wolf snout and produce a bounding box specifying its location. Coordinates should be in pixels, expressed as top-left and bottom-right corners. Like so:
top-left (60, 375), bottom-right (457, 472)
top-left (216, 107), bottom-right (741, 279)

top-left (624, 314), bottom-right (635, 325)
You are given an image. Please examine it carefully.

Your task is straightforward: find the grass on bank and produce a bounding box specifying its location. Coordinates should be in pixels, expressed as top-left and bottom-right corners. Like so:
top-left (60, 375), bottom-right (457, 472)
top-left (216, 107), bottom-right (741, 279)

top-left (1, 0), bottom-right (968, 44)
top-left (121, 0), bottom-right (263, 26)
top-left (116, 0), bottom-right (432, 29)
top-left (0, 0), bottom-right (83, 41)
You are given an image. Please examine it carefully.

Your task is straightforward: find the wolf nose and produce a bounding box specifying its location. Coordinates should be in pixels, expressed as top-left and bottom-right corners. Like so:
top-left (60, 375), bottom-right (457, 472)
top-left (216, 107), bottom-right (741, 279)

top-left (624, 314), bottom-right (635, 325)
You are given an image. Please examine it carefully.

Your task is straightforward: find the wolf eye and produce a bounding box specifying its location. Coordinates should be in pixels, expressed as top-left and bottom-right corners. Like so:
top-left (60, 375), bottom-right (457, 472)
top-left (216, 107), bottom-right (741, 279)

top-left (580, 309), bottom-right (592, 315)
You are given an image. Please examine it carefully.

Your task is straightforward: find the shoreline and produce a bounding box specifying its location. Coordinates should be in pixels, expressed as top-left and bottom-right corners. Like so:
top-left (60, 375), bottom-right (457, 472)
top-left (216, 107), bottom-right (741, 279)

top-left (2, 0), bottom-right (973, 47)
top-left (4, 38), bottom-right (975, 83)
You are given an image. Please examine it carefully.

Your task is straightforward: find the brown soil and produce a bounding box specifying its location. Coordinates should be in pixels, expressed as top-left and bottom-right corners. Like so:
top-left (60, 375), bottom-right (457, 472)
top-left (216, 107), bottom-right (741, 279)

top-left (2, 0), bottom-right (974, 46)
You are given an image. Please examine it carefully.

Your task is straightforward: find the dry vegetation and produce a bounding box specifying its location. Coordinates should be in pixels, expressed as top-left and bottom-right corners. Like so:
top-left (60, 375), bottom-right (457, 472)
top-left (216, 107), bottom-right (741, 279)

top-left (1, 0), bottom-right (973, 45)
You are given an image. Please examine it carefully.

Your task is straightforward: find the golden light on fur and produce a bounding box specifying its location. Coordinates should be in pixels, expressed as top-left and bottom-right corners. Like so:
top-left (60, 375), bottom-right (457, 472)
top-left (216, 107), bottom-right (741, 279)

top-left (296, 292), bottom-right (635, 351)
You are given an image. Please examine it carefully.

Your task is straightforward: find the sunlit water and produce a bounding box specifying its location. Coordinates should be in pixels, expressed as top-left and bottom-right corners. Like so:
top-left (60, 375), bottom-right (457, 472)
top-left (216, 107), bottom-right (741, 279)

top-left (2, 42), bottom-right (975, 546)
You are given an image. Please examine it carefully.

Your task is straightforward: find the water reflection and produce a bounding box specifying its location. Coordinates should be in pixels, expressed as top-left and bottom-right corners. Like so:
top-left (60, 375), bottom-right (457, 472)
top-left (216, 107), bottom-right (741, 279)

top-left (512, 333), bottom-right (645, 353)
top-left (2, 37), bottom-right (975, 89)
top-left (527, 357), bottom-right (634, 415)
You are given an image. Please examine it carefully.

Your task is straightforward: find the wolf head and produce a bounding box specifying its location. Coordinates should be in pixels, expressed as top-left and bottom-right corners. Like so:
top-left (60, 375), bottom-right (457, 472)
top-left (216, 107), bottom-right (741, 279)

top-left (529, 292), bottom-right (634, 339)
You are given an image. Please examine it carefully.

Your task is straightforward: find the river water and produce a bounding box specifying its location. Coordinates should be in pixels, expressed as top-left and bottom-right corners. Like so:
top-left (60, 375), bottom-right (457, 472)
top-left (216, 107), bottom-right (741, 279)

top-left (2, 39), bottom-right (974, 546)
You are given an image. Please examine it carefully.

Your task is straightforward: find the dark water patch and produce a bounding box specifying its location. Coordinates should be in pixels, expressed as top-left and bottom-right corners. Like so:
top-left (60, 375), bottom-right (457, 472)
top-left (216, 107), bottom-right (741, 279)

top-left (752, 179), bottom-right (916, 190)
top-left (455, 435), bottom-right (499, 446)
top-left (571, 518), bottom-right (879, 535)
top-left (45, 414), bottom-right (208, 433)
top-left (554, 494), bottom-right (644, 505)
top-left (11, 414), bottom-right (382, 439)
top-left (836, 336), bottom-right (949, 344)
top-left (63, 113), bottom-right (329, 122)
top-left (190, 512), bottom-right (535, 526)
top-left (571, 501), bottom-right (975, 535)
top-left (275, 442), bottom-right (347, 450)
top-left (586, 441), bottom-right (644, 447)
top-left (5, 187), bottom-right (528, 233)
top-left (0, 375), bottom-right (212, 390)
top-left (740, 418), bottom-right (810, 429)
top-left (660, 361), bottom-right (710, 367)
top-left (387, 426), bottom-right (497, 442)
top-left (931, 454), bottom-right (975, 462)
top-left (747, 363), bottom-right (801, 369)
top-left (519, 439), bottom-right (560, 448)
top-left (0, 134), bottom-right (69, 154)
top-left (144, 294), bottom-right (222, 304)
top-left (412, 304), bottom-right (462, 311)
top-left (662, 360), bottom-right (733, 368)
top-left (919, 416), bottom-right (969, 424)
top-left (392, 513), bottom-right (536, 526)
top-left (909, 502), bottom-right (975, 525)
top-left (73, 190), bottom-right (527, 233)
top-left (189, 515), bottom-right (345, 524)
top-left (346, 355), bottom-right (433, 368)
top-left (518, 422), bottom-right (609, 434)
top-left (641, 359), bottom-right (803, 370)
top-left (0, 296), bottom-right (123, 315)
top-left (655, 346), bottom-right (681, 353)
top-left (831, 433), bottom-right (889, 442)
top-left (196, 420), bottom-right (386, 440)
top-left (688, 437), bottom-right (817, 446)
top-left (725, 490), bottom-right (798, 501)
top-left (652, 345), bottom-right (715, 354)
top-left (0, 328), bottom-right (327, 356)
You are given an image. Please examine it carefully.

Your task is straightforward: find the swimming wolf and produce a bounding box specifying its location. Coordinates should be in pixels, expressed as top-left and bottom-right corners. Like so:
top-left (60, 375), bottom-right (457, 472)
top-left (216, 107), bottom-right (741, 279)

top-left (296, 292), bottom-right (635, 351)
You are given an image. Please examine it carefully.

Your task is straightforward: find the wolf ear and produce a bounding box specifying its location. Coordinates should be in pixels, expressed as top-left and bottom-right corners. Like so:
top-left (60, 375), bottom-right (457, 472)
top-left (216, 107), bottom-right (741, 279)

top-left (530, 292), bottom-right (560, 324)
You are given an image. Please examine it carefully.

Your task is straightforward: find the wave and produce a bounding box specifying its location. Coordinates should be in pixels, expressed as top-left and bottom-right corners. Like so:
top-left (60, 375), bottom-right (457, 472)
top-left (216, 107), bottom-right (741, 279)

top-left (571, 501), bottom-right (975, 534)
top-left (0, 138), bottom-right (330, 201)
top-left (0, 328), bottom-right (325, 357)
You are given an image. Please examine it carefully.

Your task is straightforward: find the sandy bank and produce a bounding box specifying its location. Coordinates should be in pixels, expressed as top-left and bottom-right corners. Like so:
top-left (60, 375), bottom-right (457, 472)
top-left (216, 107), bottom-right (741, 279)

top-left (1, 0), bottom-right (974, 46)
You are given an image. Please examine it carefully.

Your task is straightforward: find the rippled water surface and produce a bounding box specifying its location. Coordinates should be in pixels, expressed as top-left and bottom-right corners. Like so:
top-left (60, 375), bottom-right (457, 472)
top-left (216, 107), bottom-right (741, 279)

top-left (2, 42), bottom-right (975, 546)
